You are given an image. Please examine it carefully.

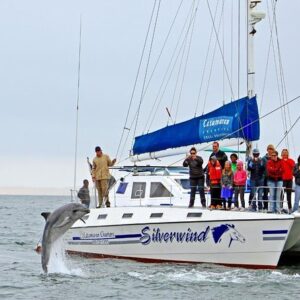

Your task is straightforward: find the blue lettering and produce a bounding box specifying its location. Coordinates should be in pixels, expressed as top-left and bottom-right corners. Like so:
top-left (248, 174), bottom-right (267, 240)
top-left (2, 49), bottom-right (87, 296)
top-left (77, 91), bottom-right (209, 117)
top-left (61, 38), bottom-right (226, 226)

top-left (140, 226), bottom-right (150, 245)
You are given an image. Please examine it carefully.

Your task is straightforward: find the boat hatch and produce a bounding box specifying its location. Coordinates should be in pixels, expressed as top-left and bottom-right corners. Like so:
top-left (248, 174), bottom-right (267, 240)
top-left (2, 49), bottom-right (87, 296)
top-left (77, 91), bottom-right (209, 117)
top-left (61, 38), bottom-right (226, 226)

top-left (187, 212), bottom-right (203, 218)
top-left (97, 214), bottom-right (108, 220)
top-left (150, 213), bottom-right (163, 218)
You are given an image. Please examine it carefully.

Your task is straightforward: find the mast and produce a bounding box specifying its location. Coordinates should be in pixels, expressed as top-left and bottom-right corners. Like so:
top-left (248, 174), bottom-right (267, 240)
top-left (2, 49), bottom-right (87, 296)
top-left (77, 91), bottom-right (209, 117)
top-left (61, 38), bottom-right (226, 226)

top-left (246, 0), bottom-right (265, 158)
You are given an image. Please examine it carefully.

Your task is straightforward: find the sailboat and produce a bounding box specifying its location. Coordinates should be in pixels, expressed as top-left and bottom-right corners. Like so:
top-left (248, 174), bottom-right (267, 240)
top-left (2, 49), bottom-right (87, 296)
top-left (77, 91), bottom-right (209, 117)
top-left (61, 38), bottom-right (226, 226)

top-left (64, 0), bottom-right (300, 268)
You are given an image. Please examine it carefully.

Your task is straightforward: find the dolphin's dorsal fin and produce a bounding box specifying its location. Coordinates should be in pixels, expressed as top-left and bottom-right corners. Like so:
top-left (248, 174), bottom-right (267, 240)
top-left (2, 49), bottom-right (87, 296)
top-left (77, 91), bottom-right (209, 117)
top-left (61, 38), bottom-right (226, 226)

top-left (41, 212), bottom-right (51, 221)
top-left (52, 217), bottom-right (71, 228)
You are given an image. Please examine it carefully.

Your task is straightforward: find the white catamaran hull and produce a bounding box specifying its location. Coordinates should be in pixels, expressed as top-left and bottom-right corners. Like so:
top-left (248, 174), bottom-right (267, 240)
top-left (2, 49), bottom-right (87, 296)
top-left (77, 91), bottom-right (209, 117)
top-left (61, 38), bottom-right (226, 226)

top-left (64, 207), bottom-right (294, 269)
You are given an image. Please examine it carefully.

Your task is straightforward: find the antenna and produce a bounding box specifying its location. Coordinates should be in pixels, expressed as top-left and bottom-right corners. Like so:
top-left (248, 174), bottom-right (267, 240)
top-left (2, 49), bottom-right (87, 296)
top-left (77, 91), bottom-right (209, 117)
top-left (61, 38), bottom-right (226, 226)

top-left (73, 15), bottom-right (83, 197)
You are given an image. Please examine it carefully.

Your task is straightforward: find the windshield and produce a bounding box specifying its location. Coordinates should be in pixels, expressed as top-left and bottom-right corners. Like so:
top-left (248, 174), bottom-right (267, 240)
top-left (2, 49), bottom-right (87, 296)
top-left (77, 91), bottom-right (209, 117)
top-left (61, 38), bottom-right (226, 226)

top-left (175, 179), bottom-right (190, 190)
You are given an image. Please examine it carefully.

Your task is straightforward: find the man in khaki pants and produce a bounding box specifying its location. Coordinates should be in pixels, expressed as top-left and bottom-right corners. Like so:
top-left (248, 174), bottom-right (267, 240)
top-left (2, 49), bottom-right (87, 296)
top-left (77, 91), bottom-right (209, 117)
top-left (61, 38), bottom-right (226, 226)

top-left (92, 146), bottom-right (116, 208)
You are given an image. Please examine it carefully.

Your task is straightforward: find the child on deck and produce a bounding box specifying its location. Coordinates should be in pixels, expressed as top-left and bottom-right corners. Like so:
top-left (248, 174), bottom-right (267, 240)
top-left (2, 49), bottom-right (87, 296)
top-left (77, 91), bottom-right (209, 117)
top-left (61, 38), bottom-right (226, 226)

top-left (221, 161), bottom-right (233, 209)
top-left (206, 156), bottom-right (222, 209)
top-left (233, 160), bottom-right (247, 211)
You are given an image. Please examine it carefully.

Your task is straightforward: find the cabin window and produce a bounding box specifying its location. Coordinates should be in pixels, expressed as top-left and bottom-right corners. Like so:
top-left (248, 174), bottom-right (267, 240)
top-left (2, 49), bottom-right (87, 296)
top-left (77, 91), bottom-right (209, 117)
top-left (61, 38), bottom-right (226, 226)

top-left (150, 182), bottom-right (173, 198)
top-left (122, 213), bottom-right (133, 218)
top-left (131, 182), bottom-right (146, 199)
top-left (187, 212), bottom-right (202, 218)
top-left (175, 179), bottom-right (190, 190)
top-left (150, 213), bottom-right (163, 218)
top-left (116, 182), bottom-right (128, 194)
top-left (97, 214), bottom-right (107, 220)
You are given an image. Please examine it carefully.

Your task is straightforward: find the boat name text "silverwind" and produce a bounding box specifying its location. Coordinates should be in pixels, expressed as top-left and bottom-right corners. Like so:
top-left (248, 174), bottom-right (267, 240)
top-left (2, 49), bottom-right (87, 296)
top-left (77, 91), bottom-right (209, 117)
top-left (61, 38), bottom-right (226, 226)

top-left (140, 226), bottom-right (209, 245)
top-left (203, 118), bottom-right (230, 127)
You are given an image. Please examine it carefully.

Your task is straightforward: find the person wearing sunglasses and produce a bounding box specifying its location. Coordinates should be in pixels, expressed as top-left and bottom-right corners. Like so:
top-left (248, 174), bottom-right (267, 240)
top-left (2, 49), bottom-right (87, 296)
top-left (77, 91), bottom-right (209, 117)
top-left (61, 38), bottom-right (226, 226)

top-left (183, 147), bottom-right (206, 208)
top-left (266, 150), bottom-right (284, 213)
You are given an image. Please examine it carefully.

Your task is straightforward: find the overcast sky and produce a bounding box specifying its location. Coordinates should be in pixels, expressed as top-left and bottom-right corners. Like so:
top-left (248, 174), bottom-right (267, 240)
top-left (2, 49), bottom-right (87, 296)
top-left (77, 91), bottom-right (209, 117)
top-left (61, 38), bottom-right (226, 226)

top-left (0, 0), bottom-right (299, 192)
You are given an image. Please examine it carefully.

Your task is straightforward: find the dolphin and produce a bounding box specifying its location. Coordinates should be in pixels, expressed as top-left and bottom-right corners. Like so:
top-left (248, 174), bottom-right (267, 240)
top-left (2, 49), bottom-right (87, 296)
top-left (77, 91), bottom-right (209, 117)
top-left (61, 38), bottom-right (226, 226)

top-left (41, 203), bottom-right (90, 273)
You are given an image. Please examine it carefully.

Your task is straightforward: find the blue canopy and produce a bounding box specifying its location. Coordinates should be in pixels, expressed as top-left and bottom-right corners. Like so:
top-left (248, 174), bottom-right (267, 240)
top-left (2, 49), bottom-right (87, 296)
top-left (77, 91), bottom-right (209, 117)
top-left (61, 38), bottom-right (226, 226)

top-left (132, 96), bottom-right (260, 155)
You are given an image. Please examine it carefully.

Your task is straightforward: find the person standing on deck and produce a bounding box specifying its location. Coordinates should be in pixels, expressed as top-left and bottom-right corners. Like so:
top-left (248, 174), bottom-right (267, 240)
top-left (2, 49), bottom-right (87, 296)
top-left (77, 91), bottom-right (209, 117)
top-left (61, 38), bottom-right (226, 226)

top-left (233, 160), bottom-right (247, 211)
top-left (209, 141), bottom-right (228, 169)
top-left (266, 150), bottom-right (284, 213)
top-left (262, 144), bottom-right (276, 209)
top-left (292, 155), bottom-right (300, 213)
top-left (247, 148), bottom-right (265, 211)
top-left (281, 149), bottom-right (295, 212)
top-left (183, 147), bottom-right (206, 208)
top-left (206, 156), bottom-right (222, 209)
top-left (77, 179), bottom-right (91, 208)
top-left (92, 146), bottom-right (116, 208)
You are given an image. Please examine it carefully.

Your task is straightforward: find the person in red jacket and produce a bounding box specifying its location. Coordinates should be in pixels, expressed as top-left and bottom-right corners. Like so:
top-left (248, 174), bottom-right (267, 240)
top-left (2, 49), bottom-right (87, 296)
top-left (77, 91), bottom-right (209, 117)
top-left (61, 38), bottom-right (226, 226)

top-left (266, 151), bottom-right (284, 213)
top-left (206, 156), bottom-right (222, 209)
top-left (281, 149), bottom-right (295, 212)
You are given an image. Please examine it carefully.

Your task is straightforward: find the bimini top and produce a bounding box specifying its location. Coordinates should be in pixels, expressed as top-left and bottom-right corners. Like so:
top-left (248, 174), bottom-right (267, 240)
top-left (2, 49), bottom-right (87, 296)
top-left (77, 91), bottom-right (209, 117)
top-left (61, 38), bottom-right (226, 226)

top-left (132, 96), bottom-right (260, 155)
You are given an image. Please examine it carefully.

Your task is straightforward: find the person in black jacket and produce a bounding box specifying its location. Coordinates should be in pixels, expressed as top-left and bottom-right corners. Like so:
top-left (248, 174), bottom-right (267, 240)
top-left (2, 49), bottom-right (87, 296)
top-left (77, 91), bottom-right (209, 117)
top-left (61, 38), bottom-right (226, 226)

top-left (209, 141), bottom-right (228, 169)
top-left (183, 147), bottom-right (206, 208)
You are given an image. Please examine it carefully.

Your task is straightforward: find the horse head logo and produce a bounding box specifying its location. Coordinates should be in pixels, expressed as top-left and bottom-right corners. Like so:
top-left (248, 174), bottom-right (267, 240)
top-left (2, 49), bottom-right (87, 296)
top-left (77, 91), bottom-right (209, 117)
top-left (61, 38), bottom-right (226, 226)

top-left (211, 224), bottom-right (246, 248)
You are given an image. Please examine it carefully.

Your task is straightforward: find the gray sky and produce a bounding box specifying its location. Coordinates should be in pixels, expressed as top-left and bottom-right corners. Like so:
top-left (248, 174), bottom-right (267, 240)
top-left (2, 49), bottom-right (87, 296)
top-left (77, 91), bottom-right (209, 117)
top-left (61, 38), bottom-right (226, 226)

top-left (0, 0), bottom-right (299, 191)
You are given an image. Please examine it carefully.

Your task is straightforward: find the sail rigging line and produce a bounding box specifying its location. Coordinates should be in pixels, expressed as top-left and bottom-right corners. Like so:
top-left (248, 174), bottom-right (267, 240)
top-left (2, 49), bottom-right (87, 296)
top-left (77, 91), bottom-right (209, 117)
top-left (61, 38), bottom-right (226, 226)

top-left (115, 0), bottom-right (158, 160)
top-left (203, 0), bottom-right (246, 145)
top-left (143, 2), bottom-right (197, 133)
top-left (73, 15), bottom-right (83, 198)
top-left (205, 0), bottom-right (247, 143)
top-left (175, 0), bottom-right (199, 123)
top-left (230, 0), bottom-right (234, 102)
top-left (194, 0), bottom-right (220, 117)
top-left (272, 0), bottom-right (294, 150)
top-left (260, 0), bottom-right (275, 114)
top-left (174, 1), bottom-right (199, 123)
top-left (206, 0), bottom-right (235, 100)
top-left (276, 114), bottom-right (300, 150)
top-left (132, 0), bottom-right (161, 145)
top-left (202, 0), bottom-right (225, 115)
top-left (265, 0), bottom-right (289, 148)
top-left (166, 94), bottom-right (300, 167)
top-left (139, 0), bottom-right (184, 105)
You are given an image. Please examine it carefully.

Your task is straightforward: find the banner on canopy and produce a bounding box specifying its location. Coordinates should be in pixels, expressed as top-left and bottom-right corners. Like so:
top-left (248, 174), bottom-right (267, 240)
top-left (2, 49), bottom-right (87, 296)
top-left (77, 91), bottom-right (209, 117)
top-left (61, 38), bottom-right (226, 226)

top-left (132, 96), bottom-right (260, 155)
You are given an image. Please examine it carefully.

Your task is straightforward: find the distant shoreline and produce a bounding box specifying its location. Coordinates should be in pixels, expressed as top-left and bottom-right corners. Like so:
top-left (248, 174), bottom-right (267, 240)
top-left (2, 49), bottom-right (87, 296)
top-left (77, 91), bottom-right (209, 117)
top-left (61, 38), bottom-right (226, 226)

top-left (0, 187), bottom-right (72, 196)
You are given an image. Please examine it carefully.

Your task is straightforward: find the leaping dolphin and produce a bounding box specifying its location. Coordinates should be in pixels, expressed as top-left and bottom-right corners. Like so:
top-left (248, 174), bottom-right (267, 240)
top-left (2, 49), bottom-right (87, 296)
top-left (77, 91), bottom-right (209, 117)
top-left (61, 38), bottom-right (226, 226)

top-left (41, 203), bottom-right (90, 273)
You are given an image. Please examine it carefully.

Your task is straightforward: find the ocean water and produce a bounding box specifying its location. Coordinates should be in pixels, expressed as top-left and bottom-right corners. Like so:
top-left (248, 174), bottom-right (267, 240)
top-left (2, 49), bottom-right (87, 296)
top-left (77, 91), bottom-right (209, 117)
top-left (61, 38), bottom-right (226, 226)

top-left (1, 195), bottom-right (300, 300)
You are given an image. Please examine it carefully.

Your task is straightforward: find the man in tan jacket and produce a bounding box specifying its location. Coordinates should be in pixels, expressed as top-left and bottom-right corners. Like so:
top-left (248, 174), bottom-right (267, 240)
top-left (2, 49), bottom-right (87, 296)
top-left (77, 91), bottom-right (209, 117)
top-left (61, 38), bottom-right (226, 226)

top-left (92, 146), bottom-right (116, 208)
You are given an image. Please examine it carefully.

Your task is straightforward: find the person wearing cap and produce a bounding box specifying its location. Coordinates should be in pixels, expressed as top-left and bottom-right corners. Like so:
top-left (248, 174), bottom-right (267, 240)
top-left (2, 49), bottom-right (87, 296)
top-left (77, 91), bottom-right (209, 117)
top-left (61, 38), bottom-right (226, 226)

top-left (183, 147), bottom-right (206, 208)
top-left (247, 148), bottom-right (265, 211)
top-left (261, 144), bottom-right (276, 209)
top-left (209, 141), bottom-right (228, 169)
top-left (281, 149), bottom-right (295, 212)
top-left (206, 156), bottom-right (222, 209)
top-left (92, 146), bottom-right (116, 208)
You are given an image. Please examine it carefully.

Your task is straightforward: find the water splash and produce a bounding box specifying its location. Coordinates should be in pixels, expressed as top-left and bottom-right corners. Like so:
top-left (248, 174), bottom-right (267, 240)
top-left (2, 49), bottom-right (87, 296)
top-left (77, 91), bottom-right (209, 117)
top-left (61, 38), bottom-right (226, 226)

top-left (47, 237), bottom-right (84, 276)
